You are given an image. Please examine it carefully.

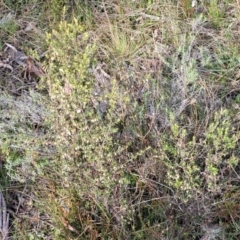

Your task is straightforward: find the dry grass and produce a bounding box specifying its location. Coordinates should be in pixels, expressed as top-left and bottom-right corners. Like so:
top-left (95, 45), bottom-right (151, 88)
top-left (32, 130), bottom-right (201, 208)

top-left (0, 0), bottom-right (240, 239)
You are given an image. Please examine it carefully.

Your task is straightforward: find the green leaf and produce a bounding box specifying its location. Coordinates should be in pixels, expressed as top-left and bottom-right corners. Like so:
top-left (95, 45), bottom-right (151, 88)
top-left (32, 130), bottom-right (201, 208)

top-left (235, 94), bottom-right (240, 103)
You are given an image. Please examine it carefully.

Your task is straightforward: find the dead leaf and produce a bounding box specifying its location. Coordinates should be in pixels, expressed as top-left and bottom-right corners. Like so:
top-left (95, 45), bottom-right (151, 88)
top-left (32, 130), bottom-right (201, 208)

top-left (4, 43), bottom-right (27, 66)
top-left (61, 217), bottom-right (79, 234)
top-left (24, 22), bottom-right (36, 31)
top-left (236, 69), bottom-right (240, 80)
top-left (26, 58), bottom-right (46, 77)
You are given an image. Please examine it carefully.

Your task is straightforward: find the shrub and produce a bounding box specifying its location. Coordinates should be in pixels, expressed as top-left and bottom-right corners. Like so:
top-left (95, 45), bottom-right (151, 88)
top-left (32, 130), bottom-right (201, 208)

top-left (0, 90), bottom-right (49, 182)
top-left (41, 18), bottom-right (133, 238)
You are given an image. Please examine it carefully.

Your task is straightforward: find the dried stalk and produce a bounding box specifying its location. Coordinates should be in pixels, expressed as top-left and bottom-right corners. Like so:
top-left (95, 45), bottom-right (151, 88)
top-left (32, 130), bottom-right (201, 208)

top-left (0, 191), bottom-right (9, 240)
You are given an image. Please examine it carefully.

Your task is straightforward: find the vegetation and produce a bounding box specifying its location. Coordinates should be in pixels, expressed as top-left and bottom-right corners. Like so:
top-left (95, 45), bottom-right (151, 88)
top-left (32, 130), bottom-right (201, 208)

top-left (0, 0), bottom-right (240, 239)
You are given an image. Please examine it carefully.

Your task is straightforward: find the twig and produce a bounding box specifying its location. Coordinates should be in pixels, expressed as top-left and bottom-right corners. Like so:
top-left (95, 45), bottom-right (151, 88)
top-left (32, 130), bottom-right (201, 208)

top-left (0, 61), bottom-right (13, 71)
top-left (0, 191), bottom-right (9, 240)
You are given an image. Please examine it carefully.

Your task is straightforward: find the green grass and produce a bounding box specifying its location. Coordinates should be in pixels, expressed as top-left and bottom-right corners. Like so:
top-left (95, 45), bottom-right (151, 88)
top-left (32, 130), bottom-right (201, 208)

top-left (0, 0), bottom-right (240, 239)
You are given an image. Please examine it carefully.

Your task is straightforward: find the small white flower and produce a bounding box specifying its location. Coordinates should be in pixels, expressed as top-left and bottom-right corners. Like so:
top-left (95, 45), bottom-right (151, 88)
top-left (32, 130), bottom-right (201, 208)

top-left (192, 0), bottom-right (197, 8)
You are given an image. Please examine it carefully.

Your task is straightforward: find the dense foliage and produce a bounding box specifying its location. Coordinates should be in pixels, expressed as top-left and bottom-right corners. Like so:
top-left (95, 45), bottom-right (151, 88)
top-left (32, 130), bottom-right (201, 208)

top-left (0, 0), bottom-right (240, 239)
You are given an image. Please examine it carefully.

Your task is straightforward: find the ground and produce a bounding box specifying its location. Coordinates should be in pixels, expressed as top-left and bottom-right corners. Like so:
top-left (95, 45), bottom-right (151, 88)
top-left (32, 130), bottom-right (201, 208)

top-left (0, 0), bottom-right (240, 239)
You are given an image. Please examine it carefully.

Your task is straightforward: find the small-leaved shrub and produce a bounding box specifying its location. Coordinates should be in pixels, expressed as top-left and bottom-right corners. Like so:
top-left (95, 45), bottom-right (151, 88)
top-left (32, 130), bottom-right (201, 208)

top-left (42, 18), bottom-right (133, 238)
